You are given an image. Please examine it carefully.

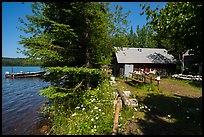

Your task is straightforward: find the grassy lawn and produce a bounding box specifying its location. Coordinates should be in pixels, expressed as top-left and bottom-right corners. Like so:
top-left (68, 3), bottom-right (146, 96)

top-left (116, 77), bottom-right (202, 135)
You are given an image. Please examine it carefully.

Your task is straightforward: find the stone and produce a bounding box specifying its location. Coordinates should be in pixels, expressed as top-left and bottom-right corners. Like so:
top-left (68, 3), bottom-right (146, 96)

top-left (129, 99), bottom-right (138, 107)
top-left (123, 91), bottom-right (131, 97)
top-left (39, 125), bottom-right (49, 134)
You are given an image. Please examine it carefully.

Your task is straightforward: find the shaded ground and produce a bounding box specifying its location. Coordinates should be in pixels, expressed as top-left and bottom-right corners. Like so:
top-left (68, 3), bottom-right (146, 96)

top-left (116, 78), bottom-right (202, 135)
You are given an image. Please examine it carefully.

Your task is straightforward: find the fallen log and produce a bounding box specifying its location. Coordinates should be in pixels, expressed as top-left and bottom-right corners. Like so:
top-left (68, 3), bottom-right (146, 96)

top-left (112, 95), bottom-right (121, 135)
top-left (115, 88), bottom-right (138, 107)
top-left (116, 88), bottom-right (130, 106)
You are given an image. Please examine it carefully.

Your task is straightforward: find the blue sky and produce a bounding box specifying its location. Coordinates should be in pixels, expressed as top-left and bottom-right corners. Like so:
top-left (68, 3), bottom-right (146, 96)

top-left (2, 2), bottom-right (166, 58)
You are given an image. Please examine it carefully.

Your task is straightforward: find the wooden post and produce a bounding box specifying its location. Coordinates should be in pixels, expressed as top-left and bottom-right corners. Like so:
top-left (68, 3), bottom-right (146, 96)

top-left (143, 75), bottom-right (145, 83)
top-left (157, 80), bottom-right (160, 90)
top-left (156, 76), bottom-right (160, 91)
top-left (156, 76), bottom-right (160, 86)
top-left (112, 96), bottom-right (121, 135)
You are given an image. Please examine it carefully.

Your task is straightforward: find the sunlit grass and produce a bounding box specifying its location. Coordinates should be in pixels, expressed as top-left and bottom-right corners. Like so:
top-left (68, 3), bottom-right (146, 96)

top-left (116, 77), bottom-right (202, 135)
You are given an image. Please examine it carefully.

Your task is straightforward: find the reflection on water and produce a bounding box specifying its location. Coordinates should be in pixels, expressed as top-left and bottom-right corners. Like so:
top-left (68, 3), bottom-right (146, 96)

top-left (2, 66), bottom-right (50, 135)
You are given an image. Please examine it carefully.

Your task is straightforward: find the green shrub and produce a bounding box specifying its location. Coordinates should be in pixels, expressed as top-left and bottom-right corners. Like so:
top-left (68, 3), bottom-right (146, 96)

top-left (41, 79), bottom-right (115, 135)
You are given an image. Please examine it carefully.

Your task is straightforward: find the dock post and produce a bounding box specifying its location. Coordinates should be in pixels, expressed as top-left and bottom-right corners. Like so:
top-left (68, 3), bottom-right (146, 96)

top-left (12, 66), bottom-right (13, 73)
top-left (150, 76), bottom-right (152, 84)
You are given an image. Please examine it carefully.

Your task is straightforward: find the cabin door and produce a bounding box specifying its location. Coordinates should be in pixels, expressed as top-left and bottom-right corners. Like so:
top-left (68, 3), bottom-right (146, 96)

top-left (124, 64), bottom-right (133, 77)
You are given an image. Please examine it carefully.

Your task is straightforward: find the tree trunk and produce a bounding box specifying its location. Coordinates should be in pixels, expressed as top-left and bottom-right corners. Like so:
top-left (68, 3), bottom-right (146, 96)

top-left (179, 53), bottom-right (185, 74)
top-left (85, 30), bottom-right (90, 90)
top-left (85, 46), bottom-right (90, 90)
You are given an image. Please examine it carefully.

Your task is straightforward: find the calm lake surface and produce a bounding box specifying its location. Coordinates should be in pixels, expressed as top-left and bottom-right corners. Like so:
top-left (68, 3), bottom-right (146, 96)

top-left (2, 66), bottom-right (50, 135)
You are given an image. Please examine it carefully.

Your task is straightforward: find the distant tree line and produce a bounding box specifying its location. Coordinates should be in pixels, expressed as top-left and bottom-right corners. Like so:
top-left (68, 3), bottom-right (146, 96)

top-left (2, 57), bottom-right (41, 66)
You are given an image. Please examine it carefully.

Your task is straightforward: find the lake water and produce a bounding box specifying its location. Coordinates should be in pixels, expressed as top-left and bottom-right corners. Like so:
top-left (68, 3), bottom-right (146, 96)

top-left (2, 66), bottom-right (50, 135)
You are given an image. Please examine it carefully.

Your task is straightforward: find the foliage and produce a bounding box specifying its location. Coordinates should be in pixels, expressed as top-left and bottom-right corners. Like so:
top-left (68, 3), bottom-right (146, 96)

top-left (136, 25), bottom-right (158, 48)
top-left (126, 26), bottom-right (137, 47)
top-left (18, 2), bottom-right (130, 68)
top-left (41, 79), bottom-right (115, 135)
top-left (109, 4), bottom-right (130, 49)
top-left (140, 2), bottom-right (202, 62)
top-left (18, 2), bottom-right (131, 135)
top-left (42, 66), bottom-right (106, 91)
top-left (127, 25), bottom-right (158, 48)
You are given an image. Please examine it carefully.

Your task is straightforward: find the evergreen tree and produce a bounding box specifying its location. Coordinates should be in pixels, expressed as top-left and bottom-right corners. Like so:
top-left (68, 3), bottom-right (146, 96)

top-left (18, 2), bottom-right (129, 68)
top-left (127, 25), bottom-right (158, 48)
top-left (17, 2), bottom-right (130, 119)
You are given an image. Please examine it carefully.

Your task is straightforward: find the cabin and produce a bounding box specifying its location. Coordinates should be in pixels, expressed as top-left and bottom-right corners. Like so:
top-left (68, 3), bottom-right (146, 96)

top-left (183, 50), bottom-right (202, 75)
top-left (112, 47), bottom-right (177, 77)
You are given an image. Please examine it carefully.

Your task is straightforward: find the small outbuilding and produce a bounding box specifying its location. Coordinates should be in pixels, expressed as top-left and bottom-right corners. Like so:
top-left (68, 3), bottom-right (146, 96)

top-left (112, 47), bottom-right (177, 77)
top-left (183, 50), bottom-right (202, 75)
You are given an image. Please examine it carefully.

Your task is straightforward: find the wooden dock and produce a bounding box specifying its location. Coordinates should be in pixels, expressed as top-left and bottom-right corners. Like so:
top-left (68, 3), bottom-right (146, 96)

top-left (5, 71), bottom-right (46, 78)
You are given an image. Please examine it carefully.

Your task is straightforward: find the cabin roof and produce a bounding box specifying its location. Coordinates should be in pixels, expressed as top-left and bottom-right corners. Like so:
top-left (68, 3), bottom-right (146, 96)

top-left (114, 47), bottom-right (176, 64)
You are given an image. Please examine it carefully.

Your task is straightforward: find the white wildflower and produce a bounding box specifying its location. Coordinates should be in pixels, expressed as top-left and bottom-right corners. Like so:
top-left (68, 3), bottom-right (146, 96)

top-left (186, 110), bottom-right (189, 113)
top-left (148, 108), bottom-right (151, 111)
top-left (81, 104), bottom-right (83, 107)
top-left (120, 117), bottom-right (123, 120)
top-left (82, 108), bottom-right (85, 111)
top-left (94, 106), bottom-right (98, 110)
top-left (186, 116), bottom-right (190, 119)
top-left (95, 117), bottom-right (98, 120)
top-left (75, 106), bottom-right (80, 109)
top-left (94, 125), bottom-right (97, 128)
top-left (132, 116), bottom-right (135, 119)
top-left (134, 108), bottom-right (137, 111)
top-left (167, 115), bottom-right (171, 118)
top-left (91, 110), bottom-right (93, 112)
top-left (144, 106), bottom-right (147, 109)
top-left (99, 109), bottom-right (101, 111)
top-left (91, 129), bottom-right (94, 132)
top-left (72, 113), bottom-right (77, 116)
top-left (91, 118), bottom-right (94, 121)
top-left (102, 112), bottom-right (105, 115)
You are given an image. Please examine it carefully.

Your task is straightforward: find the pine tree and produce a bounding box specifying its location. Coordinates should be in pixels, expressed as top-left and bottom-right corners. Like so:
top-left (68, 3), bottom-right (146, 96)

top-left (17, 2), bottom-right (130, 111)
